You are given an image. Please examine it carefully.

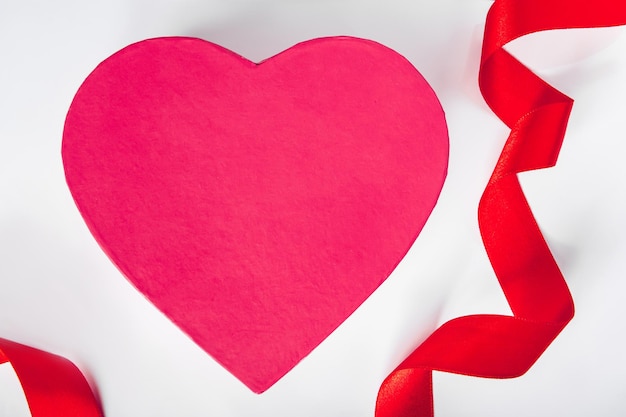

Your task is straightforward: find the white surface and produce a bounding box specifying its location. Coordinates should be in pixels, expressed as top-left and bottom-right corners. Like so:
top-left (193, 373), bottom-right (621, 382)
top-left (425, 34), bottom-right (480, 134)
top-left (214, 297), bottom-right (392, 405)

top-left (1, 1), bottom-right (625, 416)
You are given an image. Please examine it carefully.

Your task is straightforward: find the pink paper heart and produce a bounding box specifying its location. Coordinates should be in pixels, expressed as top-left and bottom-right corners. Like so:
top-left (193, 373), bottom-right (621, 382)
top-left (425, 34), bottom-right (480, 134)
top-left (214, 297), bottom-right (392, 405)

top-left (62, 36), bottom-right (448, 393)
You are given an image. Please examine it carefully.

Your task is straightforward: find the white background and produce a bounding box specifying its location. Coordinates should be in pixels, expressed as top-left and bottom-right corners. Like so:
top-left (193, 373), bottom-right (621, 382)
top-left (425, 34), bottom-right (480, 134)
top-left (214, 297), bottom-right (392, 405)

top-left (1, 1), bottom-right (626, 416)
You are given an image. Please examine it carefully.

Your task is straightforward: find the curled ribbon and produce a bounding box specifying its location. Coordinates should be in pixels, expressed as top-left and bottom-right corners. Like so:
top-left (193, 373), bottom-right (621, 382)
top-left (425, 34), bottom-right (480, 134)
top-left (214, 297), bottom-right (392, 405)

top-left (375, 1), bottom-right (626, 416)
top-left (0, 338), bottom-right (102, 417)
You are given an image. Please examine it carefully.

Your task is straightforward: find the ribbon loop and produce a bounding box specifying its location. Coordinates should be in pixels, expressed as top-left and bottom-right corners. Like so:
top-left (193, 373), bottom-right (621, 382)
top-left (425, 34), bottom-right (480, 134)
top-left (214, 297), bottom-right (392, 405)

top-left (0, 338), bottom-right (102, 417)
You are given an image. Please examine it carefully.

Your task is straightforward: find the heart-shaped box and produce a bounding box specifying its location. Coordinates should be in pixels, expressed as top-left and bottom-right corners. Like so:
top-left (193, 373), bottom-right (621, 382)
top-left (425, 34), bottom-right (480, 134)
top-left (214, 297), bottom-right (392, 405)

top-left (62, 36), bottom-right (448, 392)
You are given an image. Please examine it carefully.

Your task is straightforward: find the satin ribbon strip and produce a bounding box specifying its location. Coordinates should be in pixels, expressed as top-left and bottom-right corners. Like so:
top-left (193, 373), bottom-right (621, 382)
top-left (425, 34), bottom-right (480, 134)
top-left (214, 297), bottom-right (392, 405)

top-left (375, 1), bottom-right (626, 416)
top-left (0, 338), bottom-right (102, 417)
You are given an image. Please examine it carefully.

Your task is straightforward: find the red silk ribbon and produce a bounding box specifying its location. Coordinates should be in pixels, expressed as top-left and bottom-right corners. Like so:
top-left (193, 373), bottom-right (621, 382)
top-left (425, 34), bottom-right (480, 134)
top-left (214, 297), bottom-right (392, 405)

top-left (376, 1), bottom-right (626, 416)
top-left (0, 338), bottom-right (102, 417)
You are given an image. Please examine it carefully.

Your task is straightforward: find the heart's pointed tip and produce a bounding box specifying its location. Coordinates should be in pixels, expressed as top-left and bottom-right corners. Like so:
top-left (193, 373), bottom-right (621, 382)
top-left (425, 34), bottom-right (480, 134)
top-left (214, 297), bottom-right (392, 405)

top-left (232, 359), bottom-right (299, 394)
top-left (250, 385), bottom-right (269, 395)
top-left (239, 375), bottom-right (279, 395)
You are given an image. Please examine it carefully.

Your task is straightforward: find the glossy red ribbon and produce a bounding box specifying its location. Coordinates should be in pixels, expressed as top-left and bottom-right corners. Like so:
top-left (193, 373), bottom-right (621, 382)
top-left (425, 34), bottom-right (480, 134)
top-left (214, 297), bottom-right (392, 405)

top-left (375, 1), bottom-right (626, 416)
top-left (0, 338), bottom-right (102, 417)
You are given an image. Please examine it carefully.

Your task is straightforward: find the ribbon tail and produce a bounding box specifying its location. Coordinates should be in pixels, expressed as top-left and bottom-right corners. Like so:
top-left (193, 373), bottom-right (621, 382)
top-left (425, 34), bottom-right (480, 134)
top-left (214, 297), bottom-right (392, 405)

top-left (0, 338), bottom-right (103, 417)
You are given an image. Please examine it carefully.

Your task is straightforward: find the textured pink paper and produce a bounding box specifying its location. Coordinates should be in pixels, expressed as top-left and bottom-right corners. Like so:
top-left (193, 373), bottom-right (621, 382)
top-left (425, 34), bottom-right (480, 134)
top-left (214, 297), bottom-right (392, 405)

top-left (62, 36), bottom-right (448, 393)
